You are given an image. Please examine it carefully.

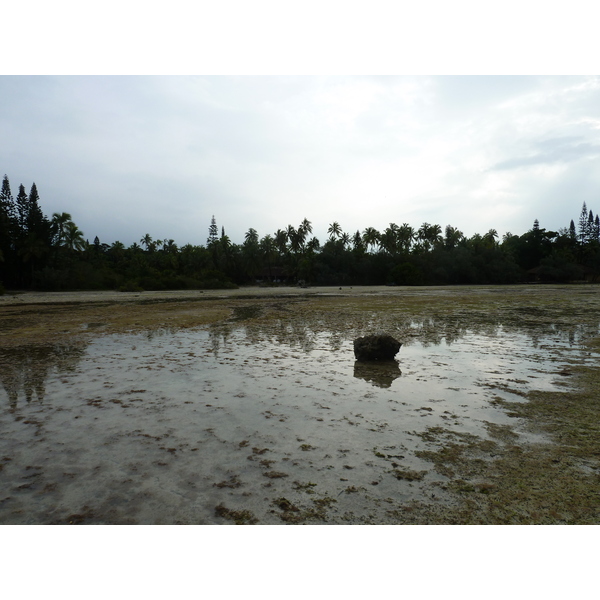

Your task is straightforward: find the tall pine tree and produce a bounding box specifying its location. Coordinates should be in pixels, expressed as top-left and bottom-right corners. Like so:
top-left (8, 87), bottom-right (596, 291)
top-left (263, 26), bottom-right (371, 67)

top-left (0, 176), bottom-right (15, 243)
top-left (0, 175), bottom-right (16, 223)
top-left (0, 176), bottom-right (16, 279)
top-left (569, 219), bottom-right (577, 241)
top-left (207, 215), bottom-right (218, 245)
top-left (588, 210), bottom-right (596, 244)
top-left (26, 182), bottom-right (49, 240)
top-left (15, 184), bottom-right (29, 238)
top-left (578, 202), bottom-right (590, 244)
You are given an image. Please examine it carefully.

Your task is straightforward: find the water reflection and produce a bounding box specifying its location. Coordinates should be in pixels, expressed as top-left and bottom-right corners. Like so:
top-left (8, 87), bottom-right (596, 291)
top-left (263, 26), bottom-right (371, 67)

top-left (2, 310), bottom-right (598, 412)
top-left (0, 343), bottom-right (86, 410)
top-left (353, 360), bottom-right (401, 388)
top-left (207, 311), bottom-right (599, 356)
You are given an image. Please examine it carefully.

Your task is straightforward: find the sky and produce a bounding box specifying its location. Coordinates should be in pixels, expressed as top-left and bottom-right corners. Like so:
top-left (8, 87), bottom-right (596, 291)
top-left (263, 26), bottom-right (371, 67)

top-left (2, 2), bottom-right (600, 250)
top-left (2, 75), bottom-right (600, 248)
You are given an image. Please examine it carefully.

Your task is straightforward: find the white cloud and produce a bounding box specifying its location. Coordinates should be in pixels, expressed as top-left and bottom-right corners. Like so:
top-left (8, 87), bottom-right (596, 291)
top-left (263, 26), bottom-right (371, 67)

top-left (2, 75), bottom-right (600, 245)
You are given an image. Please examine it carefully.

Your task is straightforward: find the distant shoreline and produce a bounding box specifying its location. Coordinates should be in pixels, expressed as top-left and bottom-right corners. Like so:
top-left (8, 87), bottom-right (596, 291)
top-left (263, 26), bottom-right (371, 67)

top-left (0, 283), bottom-right (584, 306)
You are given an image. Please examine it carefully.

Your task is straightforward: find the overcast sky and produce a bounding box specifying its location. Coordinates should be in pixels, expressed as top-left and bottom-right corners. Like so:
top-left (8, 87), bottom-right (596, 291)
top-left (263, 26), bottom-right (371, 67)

top-left (2, 75), bottom-right (600, 247)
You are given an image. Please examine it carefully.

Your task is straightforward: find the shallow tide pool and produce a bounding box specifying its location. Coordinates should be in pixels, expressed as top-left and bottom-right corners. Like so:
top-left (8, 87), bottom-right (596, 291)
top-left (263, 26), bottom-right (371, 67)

top-left (0, 310), bottom-right (597, 524)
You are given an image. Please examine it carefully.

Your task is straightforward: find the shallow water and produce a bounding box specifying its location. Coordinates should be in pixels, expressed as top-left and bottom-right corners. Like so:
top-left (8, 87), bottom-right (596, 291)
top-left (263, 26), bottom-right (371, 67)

top-left (1, 311), bottom-right (598, 524)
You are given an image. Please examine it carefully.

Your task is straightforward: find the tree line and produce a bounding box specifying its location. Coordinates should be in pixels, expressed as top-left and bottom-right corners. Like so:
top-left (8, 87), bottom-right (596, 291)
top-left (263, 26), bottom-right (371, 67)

top-left (1, 174), bottom-right (599, 293)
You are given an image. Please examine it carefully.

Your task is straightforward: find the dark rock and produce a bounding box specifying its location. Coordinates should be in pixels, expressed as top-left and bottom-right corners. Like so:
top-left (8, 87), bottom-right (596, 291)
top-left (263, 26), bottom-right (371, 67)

top-left (353, 334), bottom-right (402, 361)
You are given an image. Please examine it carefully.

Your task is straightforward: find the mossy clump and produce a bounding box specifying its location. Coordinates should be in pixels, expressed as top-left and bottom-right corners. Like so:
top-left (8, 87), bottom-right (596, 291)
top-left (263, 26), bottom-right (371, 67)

top-left (392, 468), bottom-right (427, 481)
top-left (214, 504), bottom-right (258, 524)
top-left (263, 471), bottom-right (288, 479)
top-left (213, 476), bottom-right (242, 489)
top-left (270, 494), bottom-right (338, 524)
top-left (273, 497), bottom-right (299, 512)
top-left (292, 481), bottom-right (317, 493)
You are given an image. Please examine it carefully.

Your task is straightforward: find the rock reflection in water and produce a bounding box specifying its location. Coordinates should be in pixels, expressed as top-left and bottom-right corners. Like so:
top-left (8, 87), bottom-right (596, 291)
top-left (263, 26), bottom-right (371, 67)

top-left (0, 343), bottom-right (86, 411)
top-left (353, 360), bottom-right (401, 388)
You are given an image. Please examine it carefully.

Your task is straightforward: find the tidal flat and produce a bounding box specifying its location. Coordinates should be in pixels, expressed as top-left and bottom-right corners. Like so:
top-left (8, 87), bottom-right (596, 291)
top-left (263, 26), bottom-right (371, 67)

top-left (1, 285), bottom-right (599, 524)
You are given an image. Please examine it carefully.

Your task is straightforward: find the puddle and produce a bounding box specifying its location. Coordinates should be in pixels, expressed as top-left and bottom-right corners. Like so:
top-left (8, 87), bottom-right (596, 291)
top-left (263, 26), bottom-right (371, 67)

top-left (1, 311), bottom-right (599, 524)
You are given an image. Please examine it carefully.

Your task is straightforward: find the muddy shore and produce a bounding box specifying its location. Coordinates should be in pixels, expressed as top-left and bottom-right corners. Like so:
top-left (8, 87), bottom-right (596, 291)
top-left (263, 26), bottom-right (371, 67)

top-left (1, 284), bottom-right (599, 524)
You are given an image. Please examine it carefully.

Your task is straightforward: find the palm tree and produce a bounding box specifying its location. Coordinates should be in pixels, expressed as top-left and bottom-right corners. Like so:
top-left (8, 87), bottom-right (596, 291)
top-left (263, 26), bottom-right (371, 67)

top-left (243, 229), bottom-right (261, 279)
top-left (483, 229), bottom-right (498, 249)
top-left (444, 225), bottom-right (464, 250)
top-left (286, 225), bottom-right (302, 254)
top-left (352, 230), bottom-right (364, 253)
top-left (417, 223), bottom-right (442, 252)
top-left (63, 221), bottom-right (86, 252)
top-left (306, 237), bottom-right (320, 254)
top-left (299, 218), bottom-right (313, 237)
top-left (398, 223), bottom-right (415, 252)
top-left (244, 228), bottom-right (259, 246)
top-left (50, 212), bottom-right (73, 247)
top-left (328, 222), bottom-right (342, 241)
top-left (163, 239), bottom-right (178, 253)
top-left (274, 229), bottom-right (288, 256)
top-left (140, 234), bottom-right (153, 251)
top-left (260, 234), bottom-right (277, 279)
top-left (297, 219), bottom-right (313, 253)
top-left (381, 225), bottom-right (399, 255)
top-left (362, 227), bottom-right (380, 253)
top-left (340, 232), bottom-right (350, 249)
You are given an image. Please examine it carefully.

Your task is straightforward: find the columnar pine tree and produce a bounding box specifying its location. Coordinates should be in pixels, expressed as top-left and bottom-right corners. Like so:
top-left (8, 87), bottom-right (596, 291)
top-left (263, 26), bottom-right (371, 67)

top-left (0, 176), bottom-right (15, 244)
top-left (15, 184), bottom-right (29, 238)
top-left (0, 175), bottom-right (16, 223)
top-left (207, 215), bottom-right (218, 245)
top-left (588, 210), bottom-right (595, 243)
top-left (26, 183), bottom-right (49, 240)
top-left (569, 219), bottom-right (577, 241)
top-left (578, 202), bottom-right (589, 244)
top-left (0, 176), bottom-right (15, 278)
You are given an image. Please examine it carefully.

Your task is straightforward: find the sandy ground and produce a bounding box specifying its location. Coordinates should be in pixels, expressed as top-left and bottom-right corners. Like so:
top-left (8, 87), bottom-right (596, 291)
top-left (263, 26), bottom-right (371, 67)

top-left (0, 284), bottom-right (451, 305)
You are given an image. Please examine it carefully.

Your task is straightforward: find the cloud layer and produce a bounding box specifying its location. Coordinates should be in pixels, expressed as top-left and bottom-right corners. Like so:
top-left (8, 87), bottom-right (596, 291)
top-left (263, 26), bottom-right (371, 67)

top-left (2, 76), bottom-right (599, 246)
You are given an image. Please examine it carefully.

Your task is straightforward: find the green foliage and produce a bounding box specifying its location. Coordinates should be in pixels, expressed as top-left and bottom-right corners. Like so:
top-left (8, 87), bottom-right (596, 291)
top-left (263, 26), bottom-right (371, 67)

top-left (390, 262), bottom-right (423, 286)
top-left (119, 280), bottom-right (144, 292)
top-left (1, 175), bottom-right (599, 291)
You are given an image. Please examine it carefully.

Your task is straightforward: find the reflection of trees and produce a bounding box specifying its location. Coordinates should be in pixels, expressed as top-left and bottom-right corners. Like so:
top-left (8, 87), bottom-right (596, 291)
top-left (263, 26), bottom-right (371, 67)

top-left (208, 323), bottom-right (235, 356)
top-left (0, 343), bottom-right (86, 411)
top-left (206, 309), bottom-right (600, 358)
top-left (209, 318), bottom-right (320, 355)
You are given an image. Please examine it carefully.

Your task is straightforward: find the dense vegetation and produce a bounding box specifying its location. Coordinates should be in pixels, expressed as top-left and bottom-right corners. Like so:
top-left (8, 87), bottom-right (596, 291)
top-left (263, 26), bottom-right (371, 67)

top-left (1, 174), bottom-right (599, 292)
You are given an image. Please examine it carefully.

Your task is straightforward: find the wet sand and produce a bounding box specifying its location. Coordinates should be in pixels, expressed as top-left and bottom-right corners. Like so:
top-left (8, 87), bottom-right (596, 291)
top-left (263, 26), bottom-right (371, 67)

top-left (0, 285), bottom-right (417, 306)
top-left (1, 285), bottom-right (600, 524)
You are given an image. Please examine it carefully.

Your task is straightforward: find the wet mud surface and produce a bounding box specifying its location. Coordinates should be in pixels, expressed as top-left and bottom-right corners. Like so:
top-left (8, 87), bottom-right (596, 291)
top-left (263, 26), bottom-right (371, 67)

top-left (1, 285), bottom-right (600, 524)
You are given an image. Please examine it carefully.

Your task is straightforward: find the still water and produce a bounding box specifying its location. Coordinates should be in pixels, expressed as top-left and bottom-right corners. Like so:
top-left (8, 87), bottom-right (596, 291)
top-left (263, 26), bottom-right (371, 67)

top-left (0, 313), bottom-right (597, 524)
